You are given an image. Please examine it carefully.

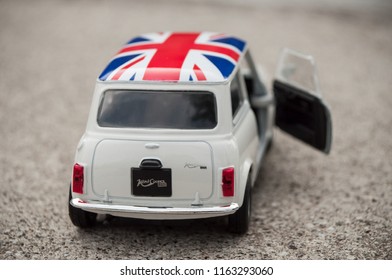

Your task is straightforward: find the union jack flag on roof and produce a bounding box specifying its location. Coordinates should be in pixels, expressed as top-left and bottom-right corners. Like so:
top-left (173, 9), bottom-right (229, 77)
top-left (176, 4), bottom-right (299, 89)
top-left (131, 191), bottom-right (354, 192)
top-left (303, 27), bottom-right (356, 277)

top-left (98, 32), bottom-right (247, 83)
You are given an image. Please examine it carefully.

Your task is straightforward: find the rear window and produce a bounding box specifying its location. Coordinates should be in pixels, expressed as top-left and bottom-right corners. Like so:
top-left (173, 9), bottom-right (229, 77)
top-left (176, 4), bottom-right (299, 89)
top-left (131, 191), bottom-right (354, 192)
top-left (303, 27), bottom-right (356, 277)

top-left (97, 90), bottom-right (217, 129)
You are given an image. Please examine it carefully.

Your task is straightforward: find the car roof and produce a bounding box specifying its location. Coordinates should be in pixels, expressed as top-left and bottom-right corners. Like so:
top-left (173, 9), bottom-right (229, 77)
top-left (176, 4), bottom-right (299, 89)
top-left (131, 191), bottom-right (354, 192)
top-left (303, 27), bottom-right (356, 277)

top-left (98, 32), bottom-right (247, 83)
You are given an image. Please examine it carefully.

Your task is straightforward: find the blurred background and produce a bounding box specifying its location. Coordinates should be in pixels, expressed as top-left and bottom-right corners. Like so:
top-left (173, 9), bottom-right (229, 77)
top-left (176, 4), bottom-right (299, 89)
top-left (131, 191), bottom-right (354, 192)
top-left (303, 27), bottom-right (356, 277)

top-left (0, 0), bottom-right (391, 259)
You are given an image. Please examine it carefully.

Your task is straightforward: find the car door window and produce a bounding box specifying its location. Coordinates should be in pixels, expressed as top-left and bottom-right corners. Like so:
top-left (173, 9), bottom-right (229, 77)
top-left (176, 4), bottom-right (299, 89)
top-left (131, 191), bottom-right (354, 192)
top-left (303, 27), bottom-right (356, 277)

top-left (230, 73), bottom-right (244, 118)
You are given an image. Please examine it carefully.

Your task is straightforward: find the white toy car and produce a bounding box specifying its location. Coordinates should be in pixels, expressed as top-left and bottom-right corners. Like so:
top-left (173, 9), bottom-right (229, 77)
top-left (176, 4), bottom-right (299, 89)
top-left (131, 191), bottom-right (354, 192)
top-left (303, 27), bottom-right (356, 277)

top-left (69, 32), bottom-right (332, 233)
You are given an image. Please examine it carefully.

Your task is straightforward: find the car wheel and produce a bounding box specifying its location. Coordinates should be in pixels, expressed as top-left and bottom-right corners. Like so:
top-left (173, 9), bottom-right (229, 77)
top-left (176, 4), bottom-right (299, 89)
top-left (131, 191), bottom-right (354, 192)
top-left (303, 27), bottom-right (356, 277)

top-left (68, 187), bottom-right (97, 228)
top-left (228, 177), bottom-right (252, 234)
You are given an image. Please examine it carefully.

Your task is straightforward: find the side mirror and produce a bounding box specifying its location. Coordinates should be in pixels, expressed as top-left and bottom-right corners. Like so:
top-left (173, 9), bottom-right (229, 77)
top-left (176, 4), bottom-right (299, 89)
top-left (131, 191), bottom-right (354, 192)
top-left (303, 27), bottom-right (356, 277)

top-left (251, 94), bottom-right (274, 108)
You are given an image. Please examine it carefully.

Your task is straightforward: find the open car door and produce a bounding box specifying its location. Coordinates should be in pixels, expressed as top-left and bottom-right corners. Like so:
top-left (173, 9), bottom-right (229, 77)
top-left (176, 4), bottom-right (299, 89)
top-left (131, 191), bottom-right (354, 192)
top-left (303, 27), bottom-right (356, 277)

top-left (274, 48), bottom-right (332, 154)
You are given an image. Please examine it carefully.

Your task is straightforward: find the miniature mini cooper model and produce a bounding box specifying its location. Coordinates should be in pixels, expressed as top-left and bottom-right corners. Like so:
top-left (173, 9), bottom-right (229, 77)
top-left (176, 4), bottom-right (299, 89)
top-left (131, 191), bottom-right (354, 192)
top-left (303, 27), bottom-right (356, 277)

top-left (69, 32), bottom-right (332, 233)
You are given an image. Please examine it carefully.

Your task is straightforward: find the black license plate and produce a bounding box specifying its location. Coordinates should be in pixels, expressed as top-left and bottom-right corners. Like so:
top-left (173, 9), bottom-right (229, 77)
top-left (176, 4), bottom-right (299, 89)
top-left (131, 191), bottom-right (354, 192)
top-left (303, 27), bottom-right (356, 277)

top-left (131, 168), bottom-right (172, 197)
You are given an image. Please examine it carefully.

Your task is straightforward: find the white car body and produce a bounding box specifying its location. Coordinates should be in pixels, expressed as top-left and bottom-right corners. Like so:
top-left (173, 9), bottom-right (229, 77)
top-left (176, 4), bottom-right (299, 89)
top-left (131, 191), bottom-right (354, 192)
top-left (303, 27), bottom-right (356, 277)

top-left (69, 32), bottom-right (331, 233)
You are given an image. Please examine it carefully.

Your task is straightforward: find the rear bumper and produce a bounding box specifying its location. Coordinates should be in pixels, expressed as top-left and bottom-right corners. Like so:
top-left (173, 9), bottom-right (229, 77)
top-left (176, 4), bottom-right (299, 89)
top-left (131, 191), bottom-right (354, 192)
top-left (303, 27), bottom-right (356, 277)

top-left (70, 198), bottom-right (239, 220)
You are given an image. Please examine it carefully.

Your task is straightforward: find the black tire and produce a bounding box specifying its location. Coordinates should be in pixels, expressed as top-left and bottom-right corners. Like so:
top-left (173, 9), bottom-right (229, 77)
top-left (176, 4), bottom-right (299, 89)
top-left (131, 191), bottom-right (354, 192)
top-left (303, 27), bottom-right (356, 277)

top-left (68, 187), bottom-right (97, 228)
top-left (228, 177), bottom-right (252, 234)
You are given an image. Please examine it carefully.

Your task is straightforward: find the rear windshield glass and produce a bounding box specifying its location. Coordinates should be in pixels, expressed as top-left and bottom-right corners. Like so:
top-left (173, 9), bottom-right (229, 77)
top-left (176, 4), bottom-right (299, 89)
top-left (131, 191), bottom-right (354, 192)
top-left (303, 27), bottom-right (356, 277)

top-left (97, 90), bottom-right (217, 129)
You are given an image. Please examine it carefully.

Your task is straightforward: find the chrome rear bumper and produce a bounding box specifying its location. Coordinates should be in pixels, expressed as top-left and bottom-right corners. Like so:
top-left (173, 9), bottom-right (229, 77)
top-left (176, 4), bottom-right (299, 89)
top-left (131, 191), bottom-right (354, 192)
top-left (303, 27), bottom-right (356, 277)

top-left (70, 198), bottom-right (239, 220)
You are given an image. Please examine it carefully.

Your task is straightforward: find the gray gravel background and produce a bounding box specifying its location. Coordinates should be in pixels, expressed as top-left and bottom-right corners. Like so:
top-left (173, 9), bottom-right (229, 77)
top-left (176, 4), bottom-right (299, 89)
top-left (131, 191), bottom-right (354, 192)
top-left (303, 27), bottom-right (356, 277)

top-left (1, 0), bottom-right (391, 260)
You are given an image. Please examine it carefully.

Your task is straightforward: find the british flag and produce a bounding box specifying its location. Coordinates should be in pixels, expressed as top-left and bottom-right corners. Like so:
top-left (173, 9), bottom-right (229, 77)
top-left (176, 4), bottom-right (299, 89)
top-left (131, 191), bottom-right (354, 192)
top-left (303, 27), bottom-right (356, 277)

top-left (98, 32), bottom-right (247, 82)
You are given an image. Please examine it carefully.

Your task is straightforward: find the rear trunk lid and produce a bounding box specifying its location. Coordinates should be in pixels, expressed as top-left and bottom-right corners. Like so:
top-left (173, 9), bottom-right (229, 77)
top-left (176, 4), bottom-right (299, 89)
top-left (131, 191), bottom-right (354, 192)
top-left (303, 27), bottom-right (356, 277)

top-left (92, 139), bottom-right (213, 200)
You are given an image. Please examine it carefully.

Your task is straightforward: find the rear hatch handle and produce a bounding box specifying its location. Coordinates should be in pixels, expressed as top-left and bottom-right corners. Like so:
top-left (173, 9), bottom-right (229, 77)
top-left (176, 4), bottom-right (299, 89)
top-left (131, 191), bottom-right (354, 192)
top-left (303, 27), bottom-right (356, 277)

top-left (140, 159), bottom-right (163, 169)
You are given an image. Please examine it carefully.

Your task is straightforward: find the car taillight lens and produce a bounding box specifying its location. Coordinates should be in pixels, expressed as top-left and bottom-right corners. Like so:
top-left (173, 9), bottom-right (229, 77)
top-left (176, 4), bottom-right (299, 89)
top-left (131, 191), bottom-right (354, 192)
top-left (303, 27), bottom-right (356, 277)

top-left (222, 167), bottom-right (234, 197)
top-left (72, 163), bottom-right (84, 194)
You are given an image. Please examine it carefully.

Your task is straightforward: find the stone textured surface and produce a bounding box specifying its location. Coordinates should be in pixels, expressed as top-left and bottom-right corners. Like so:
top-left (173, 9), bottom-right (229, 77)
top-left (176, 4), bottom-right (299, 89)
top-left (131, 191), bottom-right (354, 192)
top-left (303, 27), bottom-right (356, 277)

top-left (0, 0), bottom-right (391, 260)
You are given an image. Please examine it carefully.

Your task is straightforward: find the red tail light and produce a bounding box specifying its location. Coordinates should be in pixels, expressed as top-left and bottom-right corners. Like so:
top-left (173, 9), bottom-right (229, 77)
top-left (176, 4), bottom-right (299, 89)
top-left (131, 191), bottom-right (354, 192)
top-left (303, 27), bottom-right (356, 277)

top-left (222, 167), bottom-right (234, 197)
top-left (72, 163), bottom-right (84, 194)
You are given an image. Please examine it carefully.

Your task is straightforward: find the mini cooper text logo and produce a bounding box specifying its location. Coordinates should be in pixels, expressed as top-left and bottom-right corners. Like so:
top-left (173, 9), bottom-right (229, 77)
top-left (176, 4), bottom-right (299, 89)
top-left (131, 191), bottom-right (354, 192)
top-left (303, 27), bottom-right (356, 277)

top-left (137, 179), bottom-right (167, 188)
top-left (184, 163), bottom-right (207, 170)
